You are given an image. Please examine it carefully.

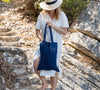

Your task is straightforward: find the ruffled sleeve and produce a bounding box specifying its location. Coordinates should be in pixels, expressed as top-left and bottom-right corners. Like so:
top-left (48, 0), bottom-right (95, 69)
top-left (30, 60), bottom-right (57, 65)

top-left (60, 12), bottom-right (69, 28)
top-left (36, 14), bottom-right (42, 30)
top-left (36, 13), bottom-right (48, 30)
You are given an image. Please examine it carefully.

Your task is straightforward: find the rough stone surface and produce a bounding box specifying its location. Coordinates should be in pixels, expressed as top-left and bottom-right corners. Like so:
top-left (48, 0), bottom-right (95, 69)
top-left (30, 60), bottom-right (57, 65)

top-left (71, 0), bottom-right (100, 39)
top-left (0, 0), bottom-right (100, 90)
top-left (68, 32), bottom-right (100, 60)
top-left (67, 0), bottom-right (100, 65)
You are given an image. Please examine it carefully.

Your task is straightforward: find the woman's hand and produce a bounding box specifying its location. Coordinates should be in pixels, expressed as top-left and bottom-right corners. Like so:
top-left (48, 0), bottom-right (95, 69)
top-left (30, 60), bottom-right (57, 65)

top-left (46, 21), bottom-right (68, 35)
top-left (46, 21), bottom-right (55, 28)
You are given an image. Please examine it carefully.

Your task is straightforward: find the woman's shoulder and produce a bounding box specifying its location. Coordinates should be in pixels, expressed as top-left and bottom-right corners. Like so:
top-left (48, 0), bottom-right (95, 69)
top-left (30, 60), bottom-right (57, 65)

top-left (38, 12), bottom-right (42, 17)
top-left (37, 12), bottom-right (46, 20)
top-left (60, 11), bottom-right (67, 17)
top-left (38, 12), bottom-right (48, 19)
top-left (59, 11), bottom-right (68, 21)
top-left (40, 11), bottom-right (47, 16)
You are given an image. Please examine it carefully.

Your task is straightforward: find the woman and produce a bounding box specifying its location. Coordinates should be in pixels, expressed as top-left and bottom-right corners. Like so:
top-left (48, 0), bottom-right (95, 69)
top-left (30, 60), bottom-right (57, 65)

top-left (33, 0), bottom-right (69, 90)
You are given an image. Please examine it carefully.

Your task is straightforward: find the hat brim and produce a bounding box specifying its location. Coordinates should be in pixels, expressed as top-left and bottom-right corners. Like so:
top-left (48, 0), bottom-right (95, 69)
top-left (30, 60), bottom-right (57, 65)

top-left (40, 0), bottom-right (62, 10)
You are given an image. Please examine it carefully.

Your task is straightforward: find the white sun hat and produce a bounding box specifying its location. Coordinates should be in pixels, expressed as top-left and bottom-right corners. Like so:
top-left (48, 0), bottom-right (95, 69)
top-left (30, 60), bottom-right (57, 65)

top-left (40, 0), bottom-right (63, 10)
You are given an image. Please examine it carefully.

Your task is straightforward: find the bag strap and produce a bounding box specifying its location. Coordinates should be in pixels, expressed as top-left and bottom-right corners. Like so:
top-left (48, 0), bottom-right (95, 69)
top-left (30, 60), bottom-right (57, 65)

top-left (43, 24), bottom-right (54, 42)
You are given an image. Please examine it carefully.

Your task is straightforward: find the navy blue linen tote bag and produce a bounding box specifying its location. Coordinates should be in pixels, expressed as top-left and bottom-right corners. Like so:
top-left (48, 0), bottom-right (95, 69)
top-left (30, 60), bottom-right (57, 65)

top-left (37, 24), bottom-right (59, 72)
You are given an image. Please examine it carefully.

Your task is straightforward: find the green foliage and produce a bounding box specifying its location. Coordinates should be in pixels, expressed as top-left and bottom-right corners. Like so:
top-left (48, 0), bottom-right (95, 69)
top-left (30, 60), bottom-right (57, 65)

top-left (62, 0), bottom-right (89, 25)
top-left (1, 0), bottom-right (11, 3)
top-left (34, 0), bottom-right (44, 9)
top-left (16, 0), bottom-right (42, 21)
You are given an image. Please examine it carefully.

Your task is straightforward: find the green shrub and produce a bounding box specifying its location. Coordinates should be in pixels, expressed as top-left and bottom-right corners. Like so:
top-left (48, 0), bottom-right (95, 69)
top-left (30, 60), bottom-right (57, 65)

top-left (16, 0), bottom-right (42, 21)
top-left (62, 0), bottom-right (89, 25)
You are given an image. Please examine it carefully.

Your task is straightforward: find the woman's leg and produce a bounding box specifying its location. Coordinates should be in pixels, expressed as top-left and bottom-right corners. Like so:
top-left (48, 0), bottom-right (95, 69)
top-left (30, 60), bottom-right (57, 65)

top-left (50, 72), bottom-right (58, 90)
top-left (33, 57), bottom-right (48, 90)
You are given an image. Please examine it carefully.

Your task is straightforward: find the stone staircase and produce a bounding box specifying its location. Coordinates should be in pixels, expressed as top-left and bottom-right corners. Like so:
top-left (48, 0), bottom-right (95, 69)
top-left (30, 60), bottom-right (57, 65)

top-left (0, 0), bottom-right (100, 90)
top-left (0, 5), bottom-right (68, 89)
top-left (0, 25), bottom-right (100, 90)
top-left (0, 27), bottom-right (50, 89)
top-left (0, 26), bottom-right (73, 90)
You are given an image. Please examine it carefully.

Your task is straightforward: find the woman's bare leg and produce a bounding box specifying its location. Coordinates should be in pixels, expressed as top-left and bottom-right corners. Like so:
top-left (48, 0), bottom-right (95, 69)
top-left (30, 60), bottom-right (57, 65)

top-left (50, 72), bottom-right (58, 90)
top-left (33, 57), bottom-right (48, 90)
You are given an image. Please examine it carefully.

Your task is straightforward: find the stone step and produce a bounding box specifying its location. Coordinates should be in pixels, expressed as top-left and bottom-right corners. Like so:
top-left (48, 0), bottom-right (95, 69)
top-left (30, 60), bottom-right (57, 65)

top-left (0, 36), bottom-right (21, 42)
top-left (0, 27), bottom-right (11, 32)
top-left (0, 46), bottom-right (34, 52)
top-left (0, 41), bottom-right (23, 47)
top-left (16, 84), bottom-right (58, 90)
top-left (11, 65), bottom-right (33, 75)
top-left (4, 55), bottom-right (28, 65)
top-left (0, 31), bottom-right (16, 36)
top-left (17, 80), bottom-right (72, 90)
top-left (17, 84), bottom-right (48, 90)
top-left (15, 74), bottom-right (40, 87)
top-left (13, 66), bottom-right (72, 89)
top-left (0, 41), bottom-right (36, 47)
top-left (60, 64), bottom-right (100, 90)
top-left (0, 46), bottom-right (34, 65)
top-left (16, 73), bottom-right (63, 87)
top-left (0, 48), bottom-right (34, 65)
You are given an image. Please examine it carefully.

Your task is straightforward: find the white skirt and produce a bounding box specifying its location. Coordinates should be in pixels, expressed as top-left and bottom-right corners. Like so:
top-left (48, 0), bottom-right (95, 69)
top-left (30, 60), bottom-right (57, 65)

top-left (33, 43), bottom-right (62, 77)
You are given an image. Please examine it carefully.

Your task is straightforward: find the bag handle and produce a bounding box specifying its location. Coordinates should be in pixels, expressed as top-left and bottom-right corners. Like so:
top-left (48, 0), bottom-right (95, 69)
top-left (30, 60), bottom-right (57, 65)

top-left (43, 24), bottom-right (54, 42)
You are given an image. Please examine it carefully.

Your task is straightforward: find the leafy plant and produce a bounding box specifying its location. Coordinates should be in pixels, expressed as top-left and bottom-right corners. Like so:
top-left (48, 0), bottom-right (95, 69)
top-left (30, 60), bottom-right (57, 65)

top-left (61, 0), bottom-right (89, 25)
top-left (1, 0), bottom-right (11, 3)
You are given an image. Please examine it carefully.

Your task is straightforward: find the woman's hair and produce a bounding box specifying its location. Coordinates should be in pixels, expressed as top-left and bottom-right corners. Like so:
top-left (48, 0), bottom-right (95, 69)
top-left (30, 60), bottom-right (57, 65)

top-left (41, 7), bottom-right (61, 20)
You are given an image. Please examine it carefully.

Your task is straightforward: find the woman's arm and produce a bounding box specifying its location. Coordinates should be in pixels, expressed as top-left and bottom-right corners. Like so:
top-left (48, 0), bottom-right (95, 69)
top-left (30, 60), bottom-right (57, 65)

top-left (46, 22), bottom-right (68, 35)
top-left (36, 29), bottom-right (43, 41)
